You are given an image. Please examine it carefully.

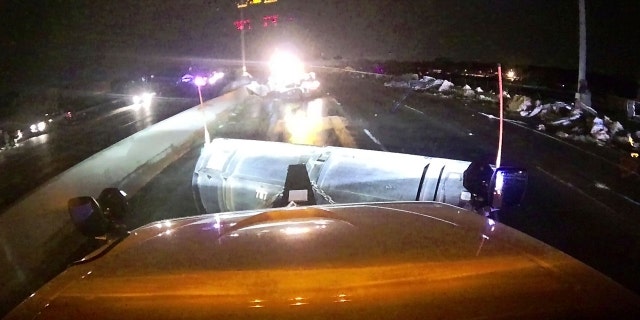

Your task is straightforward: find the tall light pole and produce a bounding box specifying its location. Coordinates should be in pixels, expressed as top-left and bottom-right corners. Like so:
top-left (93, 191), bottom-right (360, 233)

top-left (194, 76), bottom-right (211, 145)
top-left (576, 0), bottom-right (591, 111)
top-left (237, 0), bottom-right (278, 75)
top-left (240, 6), bottom-right (247, 74)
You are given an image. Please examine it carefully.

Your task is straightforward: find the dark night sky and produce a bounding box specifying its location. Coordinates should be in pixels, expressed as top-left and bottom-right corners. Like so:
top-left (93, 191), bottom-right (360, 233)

top-left (1, 0), bottom-right (638, 90)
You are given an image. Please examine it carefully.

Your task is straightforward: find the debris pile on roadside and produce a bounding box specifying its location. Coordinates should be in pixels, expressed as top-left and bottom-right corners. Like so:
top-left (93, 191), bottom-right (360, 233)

top-left (382, 76), bottom-right (639, 153)
top-left (511, 94), bottom-right (639, 150)
top-left (384, 75), bottom-right (496, 100)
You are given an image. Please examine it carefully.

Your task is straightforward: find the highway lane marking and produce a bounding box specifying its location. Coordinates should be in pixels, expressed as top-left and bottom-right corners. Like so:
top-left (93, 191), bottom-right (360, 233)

top-left (477, 112), bottom-right (527, 125)
top-left (478, 112), bottom-right (639, 179)
top-left (535, 166), bottom-right (618, 214)
top-left (536, 166), bottom-right (640, 230)
top-left (403, 104), bottom-right (425, 115)
top-left (363, 129), bottom-right (387, 151)
top-left (594, 181), bottom-right (640, 207)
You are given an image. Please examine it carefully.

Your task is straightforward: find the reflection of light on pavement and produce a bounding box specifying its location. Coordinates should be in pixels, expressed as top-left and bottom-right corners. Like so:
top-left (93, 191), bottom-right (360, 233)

top-left (133, 102), bottom-right (154, 129)
top-left (32, 134), bottom-right (50, 145)
top-left (284, 99), bottom-right (324, 145)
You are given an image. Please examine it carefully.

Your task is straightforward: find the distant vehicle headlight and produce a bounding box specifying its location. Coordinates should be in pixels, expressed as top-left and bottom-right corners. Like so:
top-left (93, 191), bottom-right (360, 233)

top-left (133, 92), bottom-right (155, 106)
top-left (29, 121), bottom-right (46, 133)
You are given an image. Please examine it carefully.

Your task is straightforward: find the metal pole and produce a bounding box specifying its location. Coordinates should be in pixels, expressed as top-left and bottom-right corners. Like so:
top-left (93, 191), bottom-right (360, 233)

top-left (240, 7), bottom-right (247, 74)
top-left (576, 0), bottom-right (588, 108)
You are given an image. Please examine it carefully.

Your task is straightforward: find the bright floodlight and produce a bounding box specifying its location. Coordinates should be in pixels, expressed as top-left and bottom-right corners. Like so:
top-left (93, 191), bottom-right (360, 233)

top-left (133, 92), bottom-right (155, 106)
top-left (194, 76), bottom-right (207, 87)
top-left (269, 50), bottom-right (304, 87)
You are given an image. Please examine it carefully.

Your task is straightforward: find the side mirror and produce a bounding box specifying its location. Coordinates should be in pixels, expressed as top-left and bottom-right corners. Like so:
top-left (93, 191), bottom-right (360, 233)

top-left (68, 196), bottom-right (109, 238)
top-left (489, 167), bottom-right (528, 209)
top-left (98, 188), bottom-right (130, 222)
top-left (463, 161), bottom-right (494, 203)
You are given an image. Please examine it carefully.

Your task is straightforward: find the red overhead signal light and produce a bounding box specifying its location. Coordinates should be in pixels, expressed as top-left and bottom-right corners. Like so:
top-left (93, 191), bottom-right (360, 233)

top-left (234, 19), bottom-right (252, 30)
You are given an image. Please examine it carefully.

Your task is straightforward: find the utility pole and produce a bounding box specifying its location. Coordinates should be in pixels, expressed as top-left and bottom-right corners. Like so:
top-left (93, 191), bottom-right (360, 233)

top-left (240, 7), bottom-right (247, 75)
top-left (576, 0), bottom-right (592, 112)
top-left (237, 0), bottom-right (278, 76)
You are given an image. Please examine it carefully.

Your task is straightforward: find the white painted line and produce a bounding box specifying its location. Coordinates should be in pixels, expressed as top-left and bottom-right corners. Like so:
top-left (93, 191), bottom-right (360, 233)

top-left (594, 182), bottom-right (640, 207)
top-left (537, 166), bottom-right (640, 216)
top-left (363, 129), bottom-right (387, 151)
top-left (478, 112), bottom-right (527, 125)
top-left (403, 104), bottom-right (425, 115)
top-left (535, 166), bottom-right (617, 214)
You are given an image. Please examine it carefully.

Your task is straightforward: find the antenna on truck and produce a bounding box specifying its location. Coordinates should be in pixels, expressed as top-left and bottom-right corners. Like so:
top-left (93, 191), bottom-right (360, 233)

top-left (496, 64), bottom-right (504, 168)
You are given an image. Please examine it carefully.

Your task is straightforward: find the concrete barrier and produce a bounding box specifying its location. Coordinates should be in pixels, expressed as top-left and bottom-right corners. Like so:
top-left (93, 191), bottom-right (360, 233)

top-left (0, 87), bottom-right (248, 315)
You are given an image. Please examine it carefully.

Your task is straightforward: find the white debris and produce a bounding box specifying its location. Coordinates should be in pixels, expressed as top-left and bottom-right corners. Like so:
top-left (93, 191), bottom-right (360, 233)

top-left (246, 81), bottom-right (269, 97)
top-left (603, 116), bottom-right (624, 136)
top-left (475, 87), bottom-right (484, 93)
top-left (547, 101), bottom-right (572, 113)
top-left (519, 98), bottom-right (533, 112)
top-left (462, 84), bottom-right (475, 97)
top-left (537, 124), bottom-right (546, 131)
top-left (550, 112), bottom-right (582, 126)
top-left (609, 121), bottom-right (624, 135)
top-left (524, 105), bottom-right (543, 117)
top-left (503, 91), bottom-right (511, 98)
top-left (421, 76), bottom-right (435, 82)
top-left (438, 80), bottom-right (454, 92)
top-left (478, 95), bottom-right (494, 101)
top-left (556, 131), bottom-right (570, 138)
top-left (590, 117), bottom-right (610, 141)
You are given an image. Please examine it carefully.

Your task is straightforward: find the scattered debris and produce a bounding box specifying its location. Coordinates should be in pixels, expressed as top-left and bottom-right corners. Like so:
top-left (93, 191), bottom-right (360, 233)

top-left (590, 117), bottom-right (610, 143)
top-left (381, 77), bottom-right (638, 152)
top-left (438, 80), bottom-right (454, 92)
top-left (508, 95), bottom-right (531, 112)
top-left (463, 85), bottom-right (475, 97)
